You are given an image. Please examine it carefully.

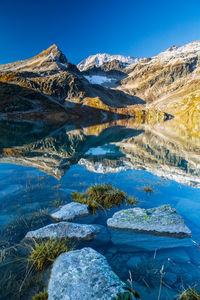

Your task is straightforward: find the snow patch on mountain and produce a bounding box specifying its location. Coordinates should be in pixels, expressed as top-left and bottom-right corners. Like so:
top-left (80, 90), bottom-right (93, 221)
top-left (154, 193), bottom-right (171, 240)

top-left (79, 158), bottom-right (132, 174)
top-left (84, 75), bottom-right (117, 85)
top-left (85, 146), bottom-right (114, 155)
top-left (78, 53), bottom-right (141, 71)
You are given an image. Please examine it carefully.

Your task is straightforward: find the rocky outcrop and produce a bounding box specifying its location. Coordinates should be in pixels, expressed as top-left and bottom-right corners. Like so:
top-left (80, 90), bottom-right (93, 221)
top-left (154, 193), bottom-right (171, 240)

top-left (0, 81), bottom-right (76, 123)
top-left (107, 205), bottom-right (192, 251)
top-left (48, 247), bottom-right (128, 300)
top-left (107, 205), bottom-right (191, 238)
top-left (119, 41), bottom-right (200, 103)
top-left (0, 45), bottom-right (144, 121)
top-left (25, 222), bottom-right (98, 241)
top-left (51, 202), bottom-right (90, 221)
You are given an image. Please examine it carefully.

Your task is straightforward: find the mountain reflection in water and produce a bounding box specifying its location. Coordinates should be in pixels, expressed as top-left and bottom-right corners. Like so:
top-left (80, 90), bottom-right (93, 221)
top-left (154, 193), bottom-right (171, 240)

top-left (0, 114), bottom-right (199, 187)
top-left (0, 113), bottom-right (200, 300)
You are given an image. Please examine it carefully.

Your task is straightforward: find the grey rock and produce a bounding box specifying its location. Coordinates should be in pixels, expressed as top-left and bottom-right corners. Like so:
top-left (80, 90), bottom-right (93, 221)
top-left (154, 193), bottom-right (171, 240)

top-left (25, 222), bottom-right (98, 241)
top-left (51, 202), bottom-right (90, 221)
top-left (48, 247), bottom-right (127, 300)
top-left (107, 205), bottom-right (191, 238)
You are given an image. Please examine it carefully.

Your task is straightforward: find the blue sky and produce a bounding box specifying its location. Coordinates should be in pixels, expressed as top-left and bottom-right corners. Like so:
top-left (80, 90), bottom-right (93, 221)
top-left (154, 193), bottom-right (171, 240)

top-left (1, 0), bottom-right (200, 65)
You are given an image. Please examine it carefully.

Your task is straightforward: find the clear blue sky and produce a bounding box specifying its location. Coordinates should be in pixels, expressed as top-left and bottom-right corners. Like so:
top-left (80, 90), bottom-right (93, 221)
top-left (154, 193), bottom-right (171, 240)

top-left (1, 0), bottom-right (200, 65)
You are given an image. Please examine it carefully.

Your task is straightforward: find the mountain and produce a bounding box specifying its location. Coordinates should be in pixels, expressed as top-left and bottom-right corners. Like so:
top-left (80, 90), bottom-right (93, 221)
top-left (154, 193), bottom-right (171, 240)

top-left (76, 41), bottom-right (200, 121)
top-left (77, 53), bottom-right (140, 71)
top-left (77, 53), bottom-right (142, 88)
top-left (0, 44), bottom-right (95, 106)
top-left (0, 45), bottom-right (145, 122)
top-left (1, 41), bottom-right (199, 123)
top-left (118, 41), bottom-right (200, 114)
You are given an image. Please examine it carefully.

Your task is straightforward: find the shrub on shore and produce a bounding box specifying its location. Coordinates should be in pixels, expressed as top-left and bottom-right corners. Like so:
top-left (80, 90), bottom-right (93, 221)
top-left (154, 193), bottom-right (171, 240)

top-left (71, 184), bottom-right (136, 212)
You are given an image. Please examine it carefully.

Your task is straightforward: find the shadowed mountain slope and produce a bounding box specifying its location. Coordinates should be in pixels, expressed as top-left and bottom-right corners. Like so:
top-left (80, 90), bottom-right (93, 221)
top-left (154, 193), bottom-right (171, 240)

top-left (0, 45), bottom-right (144, 122)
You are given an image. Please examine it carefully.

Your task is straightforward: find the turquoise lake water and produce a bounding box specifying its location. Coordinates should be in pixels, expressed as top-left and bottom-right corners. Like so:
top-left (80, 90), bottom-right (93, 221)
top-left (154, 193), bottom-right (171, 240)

top-left (0, 119), bottom-right (200, 299)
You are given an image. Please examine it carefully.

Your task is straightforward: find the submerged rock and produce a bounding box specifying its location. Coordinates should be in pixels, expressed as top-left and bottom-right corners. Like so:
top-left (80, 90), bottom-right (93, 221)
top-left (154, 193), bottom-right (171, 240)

top-left (48, 247), bottom-right (127, 300)
top-left (25, 222), bottom-right (98, 241)
top-left (107, 205), bottom-right (191, 239)
top-left (108, 229), bottom-right (192, 252)
top-left (51, 202), bottom-right (90, 221)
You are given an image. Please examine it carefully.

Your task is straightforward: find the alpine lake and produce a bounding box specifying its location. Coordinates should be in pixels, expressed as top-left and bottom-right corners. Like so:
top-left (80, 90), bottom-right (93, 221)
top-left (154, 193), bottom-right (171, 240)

top-left (0, 114), bottom-right (200, 300)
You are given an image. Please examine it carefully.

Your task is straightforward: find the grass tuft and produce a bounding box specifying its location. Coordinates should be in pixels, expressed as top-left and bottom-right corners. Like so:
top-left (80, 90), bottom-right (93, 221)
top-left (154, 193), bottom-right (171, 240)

top-left (29, 238), bottom-right (74, 271)
top-left (71, 184), bottom-right (127, 212)
top-left (127, 197), bottom-right (139, 206)
top-left (143, 186), bottom-right (154, 195)
top-left (115, 292), bottom-right (134, 300)
top-left (32, 291), bottom-right (48, 300)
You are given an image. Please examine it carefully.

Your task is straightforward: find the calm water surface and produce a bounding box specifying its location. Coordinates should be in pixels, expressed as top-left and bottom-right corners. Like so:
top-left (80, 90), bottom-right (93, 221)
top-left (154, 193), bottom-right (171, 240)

top-left (0, 118), bottom-right (200, 300)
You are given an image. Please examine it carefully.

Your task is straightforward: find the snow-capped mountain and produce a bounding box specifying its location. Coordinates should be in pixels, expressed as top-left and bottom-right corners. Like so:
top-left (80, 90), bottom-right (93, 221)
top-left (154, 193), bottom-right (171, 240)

top-left (77, 53), bottom-right (141, 71)
top-left (119, 40), bottom-right (200, 114)
top-left (156, 40), bottom-right (200, 62)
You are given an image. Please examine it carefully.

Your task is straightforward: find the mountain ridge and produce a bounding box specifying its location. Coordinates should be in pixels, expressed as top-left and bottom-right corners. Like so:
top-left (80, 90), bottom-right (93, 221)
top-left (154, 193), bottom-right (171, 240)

top-left (0, 45), bottom-right (145, 123)
top-left (1, 40), bottom-right (200, 123)
top-left (77, 53), bottom-right (141, 72)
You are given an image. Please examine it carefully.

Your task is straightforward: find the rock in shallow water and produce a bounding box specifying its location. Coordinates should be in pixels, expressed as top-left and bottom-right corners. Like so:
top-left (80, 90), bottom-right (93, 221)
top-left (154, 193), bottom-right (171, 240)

top-left (25, 222), bottom-right (98, 241)
top-left (48, 247), bottom-right (127, 300)
top-left (107, 205), bottom-right (191, 238)
top-left (51, 202), bottom-right (90, 221)
top-left (108, 229), bottom-right (192, 252)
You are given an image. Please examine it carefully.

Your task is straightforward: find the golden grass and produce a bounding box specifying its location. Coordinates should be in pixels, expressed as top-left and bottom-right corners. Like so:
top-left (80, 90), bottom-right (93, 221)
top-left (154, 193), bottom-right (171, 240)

top-left (29, 238), bottom-right (74, 272)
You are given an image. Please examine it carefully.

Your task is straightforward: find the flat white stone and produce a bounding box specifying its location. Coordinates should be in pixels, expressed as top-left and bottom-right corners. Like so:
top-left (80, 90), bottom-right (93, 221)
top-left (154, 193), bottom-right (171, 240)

top-left (51, 202), bottom-right (90, 221)
top-left (25, 222), bottom-right (98, 241)
top-left (48, 247), bottom-right (127, 300)
top-left (107, 205), bottom-right (191, 238)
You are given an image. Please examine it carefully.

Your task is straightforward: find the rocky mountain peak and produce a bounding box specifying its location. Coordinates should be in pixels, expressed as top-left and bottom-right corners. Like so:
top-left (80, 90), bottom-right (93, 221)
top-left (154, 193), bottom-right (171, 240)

top-left (0, 44), bottom-right (69, 74)
top-left (77, 53), bottom-right (141, 71)
top-left (156, 40), bottom-right (200, 62)
top-left (39, 44), bottom-right (68, 65)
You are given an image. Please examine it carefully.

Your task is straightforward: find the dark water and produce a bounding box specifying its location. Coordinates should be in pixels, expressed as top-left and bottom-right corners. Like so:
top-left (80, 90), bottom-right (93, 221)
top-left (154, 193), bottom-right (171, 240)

top-left (0, 117), bottom-right (200, 299)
